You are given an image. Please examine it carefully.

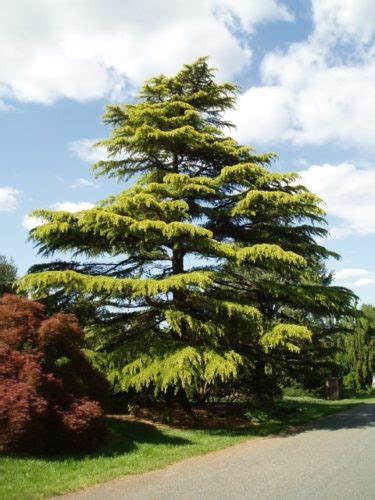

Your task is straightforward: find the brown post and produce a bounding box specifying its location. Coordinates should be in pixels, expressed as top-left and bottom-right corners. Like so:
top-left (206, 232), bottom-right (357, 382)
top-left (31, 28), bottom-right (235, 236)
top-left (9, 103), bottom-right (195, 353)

top-left (325, 378), bottom-right (339, 400)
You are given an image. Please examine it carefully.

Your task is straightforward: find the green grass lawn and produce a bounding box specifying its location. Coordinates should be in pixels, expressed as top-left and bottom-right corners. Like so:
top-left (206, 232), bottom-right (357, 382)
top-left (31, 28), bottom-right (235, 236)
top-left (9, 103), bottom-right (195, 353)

top-left (0, 397), bottom-right (372, 499)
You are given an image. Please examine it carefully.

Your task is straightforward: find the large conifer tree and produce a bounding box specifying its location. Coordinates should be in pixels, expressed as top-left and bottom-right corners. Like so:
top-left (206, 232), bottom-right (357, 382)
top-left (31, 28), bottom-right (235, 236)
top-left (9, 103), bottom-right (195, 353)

top-left (19, 59), bottom-right (354, 398)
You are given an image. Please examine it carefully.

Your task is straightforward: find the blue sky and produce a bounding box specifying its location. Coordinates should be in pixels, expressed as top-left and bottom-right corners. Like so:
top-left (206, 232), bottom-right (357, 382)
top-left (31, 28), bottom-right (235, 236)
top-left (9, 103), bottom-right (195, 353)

top-left (0, 0), bottom-right (374, 303)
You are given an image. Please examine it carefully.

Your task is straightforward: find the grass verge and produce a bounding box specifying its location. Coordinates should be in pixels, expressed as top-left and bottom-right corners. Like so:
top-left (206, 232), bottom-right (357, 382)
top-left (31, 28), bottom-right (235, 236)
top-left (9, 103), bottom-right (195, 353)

top-left (0, 397), bottom-right (372, 499)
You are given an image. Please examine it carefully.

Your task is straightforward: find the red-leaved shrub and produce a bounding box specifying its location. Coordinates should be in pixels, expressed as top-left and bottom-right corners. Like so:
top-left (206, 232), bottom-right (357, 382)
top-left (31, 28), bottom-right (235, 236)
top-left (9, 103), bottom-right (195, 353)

top-left (0, 348), bottom-right (47, 451)
top-left (0, 295), bottom-right (106, 454)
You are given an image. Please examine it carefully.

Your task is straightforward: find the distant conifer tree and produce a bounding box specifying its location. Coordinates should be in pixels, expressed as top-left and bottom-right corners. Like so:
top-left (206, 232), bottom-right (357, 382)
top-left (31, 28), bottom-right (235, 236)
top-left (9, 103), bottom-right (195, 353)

top-left (336, 305), bottom-right (375, 391)
top-left (0, 254), bottom-right (17, 295)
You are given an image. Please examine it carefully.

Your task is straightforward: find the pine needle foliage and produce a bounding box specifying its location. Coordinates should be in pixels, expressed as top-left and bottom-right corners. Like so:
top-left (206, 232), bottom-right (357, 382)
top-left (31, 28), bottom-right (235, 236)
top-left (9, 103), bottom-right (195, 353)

top-left (19, 58), bottom-right (355, 398)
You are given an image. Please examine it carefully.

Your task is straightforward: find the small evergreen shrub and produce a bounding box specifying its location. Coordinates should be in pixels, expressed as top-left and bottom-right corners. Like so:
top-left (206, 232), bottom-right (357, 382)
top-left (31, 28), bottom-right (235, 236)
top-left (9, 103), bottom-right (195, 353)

top-left (244, 409), bottom-right (270, 424)
top-left (282, 384), bottom-right (319, 398)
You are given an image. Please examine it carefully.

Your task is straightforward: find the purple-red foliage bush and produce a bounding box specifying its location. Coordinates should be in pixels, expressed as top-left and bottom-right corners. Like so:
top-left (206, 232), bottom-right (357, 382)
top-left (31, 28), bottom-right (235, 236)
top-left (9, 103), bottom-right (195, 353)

top-left (0, 347), bottom-right (47, 452)
top-left (0, 294), bottom-right (106, 454)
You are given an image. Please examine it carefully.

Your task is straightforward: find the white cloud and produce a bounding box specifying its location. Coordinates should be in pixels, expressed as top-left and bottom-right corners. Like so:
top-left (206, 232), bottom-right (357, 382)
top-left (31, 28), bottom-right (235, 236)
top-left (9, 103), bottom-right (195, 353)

top-left (69, 139), bottom-right (107, 163)
top-left (335, 268), bottom-right (368, 280)
top-left (299, 162), bottom-right (375, 237)
top-left (0, 187), bottom-right (19, 212)
top-left (69, 137), bottom-right (131, 164)
top-left (22, 215), bottom-right (45, 231)
top-left (228, 85), bottom-right (293, 145)
top-left (217, 0), bottom-right (293, 30)
top-left (333, 267), bottom-right (375, 289)
top-left (23, 201), bottom-right (95, 231)
top-left (312, 0), bottom-right (375, 44)
top-left (228, 0), bottom-right (375, 151)
top-left (0, 0), bottom-right (292, 106)
top-left (70, 178), bottom-right (97, 189)
top-left (353, 277), bottom-right (374, 287)
top-left (52, 201), bottom-right (94, 212)
top-left (22, 201), bottom-right (94, 231)
top-left (328, 226), bottom-right (352, 240)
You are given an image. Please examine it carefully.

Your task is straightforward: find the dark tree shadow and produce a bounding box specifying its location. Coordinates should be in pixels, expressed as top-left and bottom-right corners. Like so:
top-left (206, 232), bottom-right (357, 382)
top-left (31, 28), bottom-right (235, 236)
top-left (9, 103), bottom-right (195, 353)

top-left (102, 418), bottom-right (192, 457)
top-left (4, 401), bottom-right (373, 462)
top-left (290, 402), bottom-right (375, 433)
top-left (196, 401), bottom-right (375, 440)
top-left (3, 418), bottom-right (192, 462)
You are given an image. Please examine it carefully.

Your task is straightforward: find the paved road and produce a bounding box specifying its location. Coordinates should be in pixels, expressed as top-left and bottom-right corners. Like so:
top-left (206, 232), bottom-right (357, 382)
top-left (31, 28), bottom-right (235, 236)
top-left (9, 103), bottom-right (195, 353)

top-left (61, 403), bottom-right (375, 500)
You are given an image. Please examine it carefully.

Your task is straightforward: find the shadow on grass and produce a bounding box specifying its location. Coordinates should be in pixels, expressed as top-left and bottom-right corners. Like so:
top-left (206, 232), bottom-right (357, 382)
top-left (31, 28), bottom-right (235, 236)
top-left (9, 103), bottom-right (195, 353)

top-left (201, 399), bottom-right (375, 439)
top-left (3, 419), bottom-right (192, 462)
top-left (102, 418), bottom-right (192, 457)
top-left (3, 399), bottom-right (373, 463)
top-left (285, 400), bottom-right (375, 433)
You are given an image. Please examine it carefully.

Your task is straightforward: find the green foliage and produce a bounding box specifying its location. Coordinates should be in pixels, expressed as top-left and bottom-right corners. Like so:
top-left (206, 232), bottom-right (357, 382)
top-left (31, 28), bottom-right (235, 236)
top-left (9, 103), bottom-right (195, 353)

top-left (119, 346), bottom-right (243, 393)
top-left (336, 305), bottom-right (375, 391)
top-left (261, 324), bottom-right (312, 353)
top-left (244, 409), bottom-right (270, 424)
top-left (282, 384), bottom-right (318, 398)
top-left (0, 255), bottom-right (17, 295)
top-left (19, 58), bottom-right (355, 400)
